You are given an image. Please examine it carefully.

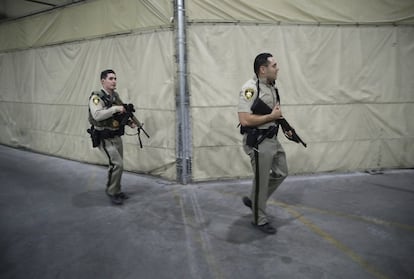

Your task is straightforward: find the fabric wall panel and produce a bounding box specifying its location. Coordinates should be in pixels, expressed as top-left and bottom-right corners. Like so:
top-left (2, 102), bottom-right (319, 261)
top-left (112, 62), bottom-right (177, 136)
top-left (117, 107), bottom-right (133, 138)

top-left (188, 23), bottom-right (414, 181)
top-left (279, 25), bottom-right (411, 105)
top-left (365, 103), bottom-right (414, 139)
top-left (0, 29), bottom-right (176, 180)
top-left (281, 140), bottom-right (378, 174)
top-left (188, 25), bottom-right (257, 107)
top-left (396, 27), bottom-right (414, 102)
top-left (192, 146), bottom-right (251, 182)
top-left (123, 144), bottom-right (176, 179)
top-left (187, 0), bottom-right (414, 24)
top-left (191, 107), bottom-right (240, 147)
top-left (381, 138), bottom-right (414, 168)
top-left (310, 141), bottom-right (380, 172)
top-left (189, 24), bottom-right (413, 107)
top-left (289, 103), bottom-right (413, 144)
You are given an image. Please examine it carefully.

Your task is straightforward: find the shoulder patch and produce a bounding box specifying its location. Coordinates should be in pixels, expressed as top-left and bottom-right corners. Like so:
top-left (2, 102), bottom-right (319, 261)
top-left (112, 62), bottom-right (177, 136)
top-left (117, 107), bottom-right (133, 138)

top-left (244, 88), bottom-right (255, 100)
top-left (92, 96), bottom-right (100, 105)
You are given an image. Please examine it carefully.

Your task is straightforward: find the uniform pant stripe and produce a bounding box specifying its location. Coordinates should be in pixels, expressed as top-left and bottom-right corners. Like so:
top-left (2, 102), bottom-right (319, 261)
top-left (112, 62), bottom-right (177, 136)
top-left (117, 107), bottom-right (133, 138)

top-left (253, 147), bottom-right (260, 224)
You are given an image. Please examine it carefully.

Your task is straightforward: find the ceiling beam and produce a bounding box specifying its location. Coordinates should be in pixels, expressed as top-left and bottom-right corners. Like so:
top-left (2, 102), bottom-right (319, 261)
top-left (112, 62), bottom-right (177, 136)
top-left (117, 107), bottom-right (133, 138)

top-left (24, 0), bottom-right (57, 7)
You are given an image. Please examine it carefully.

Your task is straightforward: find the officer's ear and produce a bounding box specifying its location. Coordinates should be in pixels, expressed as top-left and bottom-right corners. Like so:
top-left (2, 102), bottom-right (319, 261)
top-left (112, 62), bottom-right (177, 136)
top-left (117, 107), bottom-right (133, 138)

top-left (259, 65), bottom-right (267, 75)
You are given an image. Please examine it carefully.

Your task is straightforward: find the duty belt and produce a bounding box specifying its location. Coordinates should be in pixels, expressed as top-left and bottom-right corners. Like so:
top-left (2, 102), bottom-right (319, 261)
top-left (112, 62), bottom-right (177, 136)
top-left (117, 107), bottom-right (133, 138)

top-left (242, 125), bottom-right (279, 147)
top-left (97, 129), bottom-right (124, 139)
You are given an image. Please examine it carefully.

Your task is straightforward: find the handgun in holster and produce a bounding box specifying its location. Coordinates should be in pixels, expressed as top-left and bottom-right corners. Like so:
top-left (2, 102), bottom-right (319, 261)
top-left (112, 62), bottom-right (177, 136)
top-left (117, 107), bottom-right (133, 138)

top-left (87, 125), bottom-right (101, 148)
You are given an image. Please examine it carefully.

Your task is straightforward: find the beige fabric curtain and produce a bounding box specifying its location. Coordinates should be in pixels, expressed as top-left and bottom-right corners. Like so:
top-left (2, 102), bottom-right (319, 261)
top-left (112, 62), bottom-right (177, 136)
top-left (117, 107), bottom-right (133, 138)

top-left (187, 0), bottom-right (414, 24)
top-left (0, 0), bottom-right (413, 182)
top-left (188, 24), bottom-right (414, 181)
top-left (0, 30), bottom-right (177, 179)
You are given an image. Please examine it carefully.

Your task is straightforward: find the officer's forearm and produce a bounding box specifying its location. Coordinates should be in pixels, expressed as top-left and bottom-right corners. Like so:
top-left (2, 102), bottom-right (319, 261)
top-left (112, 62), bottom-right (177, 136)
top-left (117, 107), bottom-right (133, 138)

top-left (238, 112), bottom-right (273, 127)
top-left (92, 107), bottom-right (120, 121)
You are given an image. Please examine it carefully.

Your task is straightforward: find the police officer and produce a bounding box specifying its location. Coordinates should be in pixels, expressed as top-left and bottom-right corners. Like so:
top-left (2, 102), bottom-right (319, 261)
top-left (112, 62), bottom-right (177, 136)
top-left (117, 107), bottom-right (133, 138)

top-left (88, 69), bottom-right (136, 205)
top-left (238, 53), bottom-right (290, 234)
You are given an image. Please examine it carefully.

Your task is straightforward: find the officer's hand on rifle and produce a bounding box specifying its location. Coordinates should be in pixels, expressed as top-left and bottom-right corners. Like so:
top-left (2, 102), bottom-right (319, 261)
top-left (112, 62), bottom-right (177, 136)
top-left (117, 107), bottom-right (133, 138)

top-left (115, 105), bottom-right (126, 114)
top-left (285, 131), bottom-right (293, 138)
top-left (269, 104), bottom-right (283, 122)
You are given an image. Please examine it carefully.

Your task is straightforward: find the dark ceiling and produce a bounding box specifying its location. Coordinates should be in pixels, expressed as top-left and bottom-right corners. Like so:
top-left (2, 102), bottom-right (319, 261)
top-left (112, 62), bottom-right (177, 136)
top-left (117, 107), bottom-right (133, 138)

top-left (0, 0), bottom-right (85, 22)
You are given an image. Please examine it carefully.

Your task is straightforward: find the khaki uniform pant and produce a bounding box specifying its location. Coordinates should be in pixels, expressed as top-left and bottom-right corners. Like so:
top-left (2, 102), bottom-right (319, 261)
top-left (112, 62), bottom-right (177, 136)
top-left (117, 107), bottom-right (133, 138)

top-left (248, 137), bottom-right (288, 225)
top-left (99, 136), bottom-right (124, 196)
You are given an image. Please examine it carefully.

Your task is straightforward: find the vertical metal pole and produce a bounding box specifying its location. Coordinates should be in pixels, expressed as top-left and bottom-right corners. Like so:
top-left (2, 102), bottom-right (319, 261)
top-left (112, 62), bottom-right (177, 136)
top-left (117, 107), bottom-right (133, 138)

top-left (175, 0), bottom-right (191, 184)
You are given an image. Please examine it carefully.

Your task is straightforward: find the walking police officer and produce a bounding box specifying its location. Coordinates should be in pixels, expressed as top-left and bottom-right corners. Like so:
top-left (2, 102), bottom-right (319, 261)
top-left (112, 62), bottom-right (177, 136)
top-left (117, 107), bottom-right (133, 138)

top-left (88, 69), bottom-right (136, 205)
top-left (238, 53), bottom-right (290, 234)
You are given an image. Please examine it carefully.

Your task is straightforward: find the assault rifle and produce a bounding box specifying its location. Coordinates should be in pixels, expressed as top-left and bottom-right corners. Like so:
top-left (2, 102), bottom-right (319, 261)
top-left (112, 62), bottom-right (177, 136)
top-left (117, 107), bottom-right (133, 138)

top-left (115, 103), bottom-right (150, 148)
top-left (251, 98), bottom-right (307, 148)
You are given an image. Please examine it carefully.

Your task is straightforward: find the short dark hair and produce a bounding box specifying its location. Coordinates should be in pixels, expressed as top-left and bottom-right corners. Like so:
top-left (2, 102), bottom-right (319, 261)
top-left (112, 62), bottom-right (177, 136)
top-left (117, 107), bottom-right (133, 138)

top-left (254, 53), bottom-right (273, 75)
top-left (100, 69), bottom-right (116, 80)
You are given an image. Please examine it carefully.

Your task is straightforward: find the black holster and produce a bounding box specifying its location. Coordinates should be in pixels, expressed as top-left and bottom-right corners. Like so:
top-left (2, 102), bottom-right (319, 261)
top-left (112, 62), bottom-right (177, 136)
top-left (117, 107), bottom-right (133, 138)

top-left (244, 128), bottom-right (260, 148)
top-left (87, 125), bottom-right (100, 148)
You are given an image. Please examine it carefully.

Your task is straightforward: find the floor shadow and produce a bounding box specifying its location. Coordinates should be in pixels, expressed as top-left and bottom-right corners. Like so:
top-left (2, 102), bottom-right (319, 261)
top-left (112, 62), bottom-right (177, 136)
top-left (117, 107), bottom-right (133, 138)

top-left (225, 211), bottom-right (300, 244)
top-left (225, 215), bottom-right (268, 244)
top-left (71, 189), bottom-right (111, 208)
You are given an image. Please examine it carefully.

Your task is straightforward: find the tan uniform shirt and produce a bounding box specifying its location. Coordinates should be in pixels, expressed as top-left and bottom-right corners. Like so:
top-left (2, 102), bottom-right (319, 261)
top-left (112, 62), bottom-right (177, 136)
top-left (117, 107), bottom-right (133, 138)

top-left (238, 76), bottom-right (279, 129)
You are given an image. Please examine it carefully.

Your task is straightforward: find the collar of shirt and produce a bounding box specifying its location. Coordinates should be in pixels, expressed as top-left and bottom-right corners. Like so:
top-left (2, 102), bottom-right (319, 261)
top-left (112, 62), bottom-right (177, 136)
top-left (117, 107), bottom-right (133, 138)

top-left (254, 76), bottom-right (274, 88)
top-left (101, 88), bottom-right (113, 96)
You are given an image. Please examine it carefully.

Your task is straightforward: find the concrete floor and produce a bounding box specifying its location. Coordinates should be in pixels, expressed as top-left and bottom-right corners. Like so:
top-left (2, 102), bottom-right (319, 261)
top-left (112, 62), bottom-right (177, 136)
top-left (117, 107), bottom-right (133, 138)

top-left (0, 144), bottom-right (413, 279)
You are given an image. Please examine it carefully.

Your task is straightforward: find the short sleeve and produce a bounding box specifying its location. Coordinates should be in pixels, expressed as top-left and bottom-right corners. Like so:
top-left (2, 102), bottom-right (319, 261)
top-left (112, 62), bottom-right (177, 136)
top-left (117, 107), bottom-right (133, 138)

top-left (238, 82), bottom-right (257, 113)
